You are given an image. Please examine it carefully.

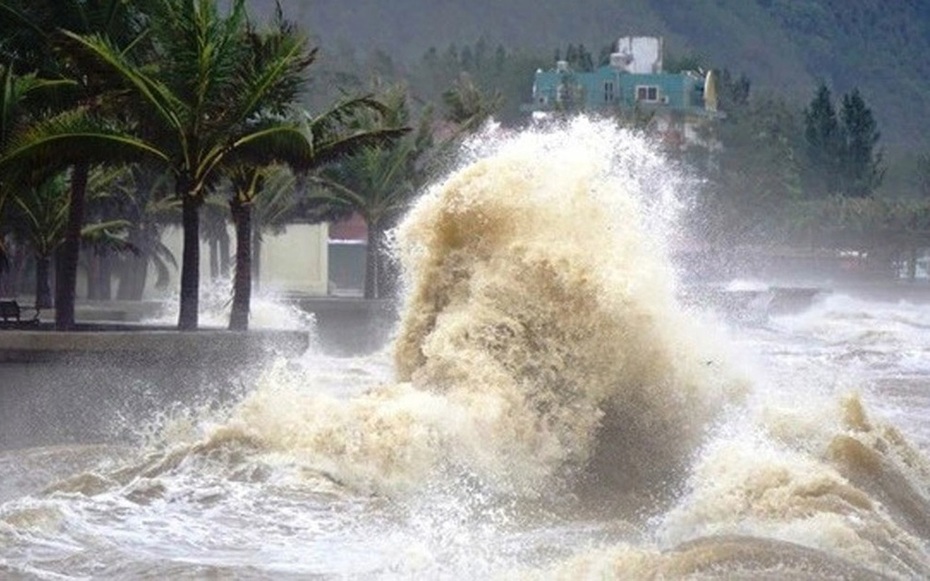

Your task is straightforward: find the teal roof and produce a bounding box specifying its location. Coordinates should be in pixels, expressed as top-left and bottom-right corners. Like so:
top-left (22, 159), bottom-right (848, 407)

top-left (529, 65), bottom-right (710, 114)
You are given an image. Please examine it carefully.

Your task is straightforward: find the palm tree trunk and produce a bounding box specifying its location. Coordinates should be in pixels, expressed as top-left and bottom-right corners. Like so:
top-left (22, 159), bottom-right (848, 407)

top-left (251, 215), bottom-right (262, 293)
top-left (116, 234), bottom-right (148, 301)
top-left (229, 198), bottom-right (251, 330)
top-left (55, 162), bottom-right (89, 330)
top-left (35, 255), bottom-right (53, 309)
top-left (0, 234), bottom-right (9, 296)
top-left (209, 237), bottom-right (219, 281)
top-left (365, 219), bottom-right (381, 299)
top-left (219, 226), bottom-right (231, 279)
top-left (87, 254), bottom-right (100, 300)
top-left (116, 265), bottom-right (135, 300)
top-left (98, 254), bottom-right (112, 300)
top-left (178, 193), bottom-right (201, 330)
top-left (130, 258), bottom-right (148, 300)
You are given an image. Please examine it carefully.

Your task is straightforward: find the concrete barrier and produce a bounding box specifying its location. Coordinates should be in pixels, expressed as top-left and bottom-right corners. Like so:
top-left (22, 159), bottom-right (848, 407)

top-left (0, 298), bottom-right (398, 449)
top-left (0, 327), bottom-right (310, 450)
top-left (0, 326), bottom-right (309, 364)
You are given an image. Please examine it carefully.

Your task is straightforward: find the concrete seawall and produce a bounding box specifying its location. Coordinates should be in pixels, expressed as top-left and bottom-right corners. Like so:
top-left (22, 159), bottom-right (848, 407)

top-left (0, 298), bottom-right (397, 450)
top-left (0, 327), bottom-right (310, 363)
top-left (14, 297), bottom-right (400, 357)
top-left (0, 328), bottom-right (310, 450)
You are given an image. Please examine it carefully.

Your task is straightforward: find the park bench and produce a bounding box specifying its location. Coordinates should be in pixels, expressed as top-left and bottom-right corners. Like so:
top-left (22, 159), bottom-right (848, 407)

top-left (0, 300), bottom-right (40, 328)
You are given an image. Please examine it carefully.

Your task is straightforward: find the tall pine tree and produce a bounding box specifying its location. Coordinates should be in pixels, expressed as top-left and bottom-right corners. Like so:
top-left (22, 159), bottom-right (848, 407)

top-left (840, 89), bottom-right (884, 198)
top-left (803, 84), bottom-right (884, 198)
top-left (803, 83), bottom-right (843, 198)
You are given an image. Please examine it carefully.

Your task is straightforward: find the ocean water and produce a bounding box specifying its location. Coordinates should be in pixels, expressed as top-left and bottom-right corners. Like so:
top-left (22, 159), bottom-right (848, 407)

top-left (2, 119), bottom-right (929, 579)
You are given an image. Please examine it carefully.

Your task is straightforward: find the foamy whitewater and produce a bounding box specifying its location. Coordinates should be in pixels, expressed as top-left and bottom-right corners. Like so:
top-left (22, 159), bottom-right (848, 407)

top-left (2, 119), bottom-right (930, 579)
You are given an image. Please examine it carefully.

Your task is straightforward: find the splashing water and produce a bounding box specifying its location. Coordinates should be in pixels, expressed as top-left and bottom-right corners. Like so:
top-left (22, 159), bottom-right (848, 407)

top-left (2, 118), bottom-right (930, 579)
top-left (145, 276), bottom-right (318, 332)
top-left (199, 119), bottom-right (748, 500)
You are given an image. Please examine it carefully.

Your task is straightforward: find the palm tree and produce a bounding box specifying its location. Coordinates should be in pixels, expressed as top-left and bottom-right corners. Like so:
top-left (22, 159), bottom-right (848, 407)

top-left (108, 164), bottom-right (179, 301)
top-left (9, 170), bottom-right (131, 308)
top-left (1, 0), bottom-right (322, 330)
top-left (206, 12), bottom-right (407, 330)
top-left (314, 84), bottom-right (487, 299)
top-left (10, 175), bottom-right (67, 308)
top-left (0, 63), bottom-right (80, 297)
top-left (225, 164), bottom-right (281, 330)
top-left (441, 72), bottom-right (503, 132)
top-left (223, 96), bottom-right (408, 329)
top-left (97, 0), bottom-right (323, 330)
top-left (0, 0), bottom-right (153, 329)
top-left (316, 87), bottom-right (431, 299)
top-left (201, 197), bottom-right (231, 283)
top-left (75, 163), bottom-right (177, 301)
top-left (2, 1), bottom-right (408, 328)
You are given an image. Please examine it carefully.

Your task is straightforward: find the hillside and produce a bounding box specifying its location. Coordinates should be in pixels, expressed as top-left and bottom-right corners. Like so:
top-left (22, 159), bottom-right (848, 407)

top-left (251, 0), bottom-right (930, 152)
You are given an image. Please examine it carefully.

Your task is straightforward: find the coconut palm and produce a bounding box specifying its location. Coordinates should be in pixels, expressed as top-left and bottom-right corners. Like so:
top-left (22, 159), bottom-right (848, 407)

top-left (0, 63), bottom-right (80, 295)
top-left (1, 0), bottom-right (324, 330)
top-left (9, 176), bottom-right (66, 307)
top-left (441, 72), bottom-right (503, 132)
top-left (223, 95), bottom-right (408, 330)
top-left (313, 77), bottom-right (504, 299)
top-left (77, 163), bottom-right (179, 301)
top-left (210, 12), bottom-right (407, 329)
top-left (0, 0), bottom-right (155, 329)
top-left (105, 164), bottom-right (179, 301)
top-left (9, 170), bottom-right (131, 308)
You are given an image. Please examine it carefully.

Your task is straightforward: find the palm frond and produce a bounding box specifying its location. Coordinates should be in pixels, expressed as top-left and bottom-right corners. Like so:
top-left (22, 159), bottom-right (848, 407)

top-left (0, 2), bottom-right (46, 40)
top-left (234, 27), bottom-right (314, 123)
top-left (0, 107), bottom-right (167, 184)
top-left (305, 175), bottom-right (367, 210)
top-left (1, 65), bottom-right (79, 147)
top-left (150, 240), bottom-right (177, 289)
top-left (10, 173), bottom-right (69, 253)
top-left (312, 127), bottom-right (411, 170)
top-left (62, 30), bottom-right (184, 130)
top-left (215, 121), bottom-right (313, 173)
top-left (81, 219), bottom-right (136, 255)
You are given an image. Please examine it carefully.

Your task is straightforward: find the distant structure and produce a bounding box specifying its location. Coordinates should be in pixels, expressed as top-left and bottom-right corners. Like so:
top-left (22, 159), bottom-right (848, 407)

top-left (526, 36), bottom-right (722, 149)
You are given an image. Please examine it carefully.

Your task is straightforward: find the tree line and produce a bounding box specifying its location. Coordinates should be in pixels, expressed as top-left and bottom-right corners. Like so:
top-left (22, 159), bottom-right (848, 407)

top-left (0, 0), bottom-right (501, 332)
top-left (692, 70), bottom-right (929, 280)
top-left (1, 2), bottom-right (926, 334)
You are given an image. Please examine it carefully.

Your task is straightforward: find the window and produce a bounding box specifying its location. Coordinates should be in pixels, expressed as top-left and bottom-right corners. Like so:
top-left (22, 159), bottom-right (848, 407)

top-left (604, 81), bottom-right (615, 103)
top-left (636, 85), bottom-right (659, 102)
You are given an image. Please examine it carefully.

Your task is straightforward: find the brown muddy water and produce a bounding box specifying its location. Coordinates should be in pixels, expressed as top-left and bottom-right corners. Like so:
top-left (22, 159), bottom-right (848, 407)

top-left (2, 120), bottom-right (929, 579)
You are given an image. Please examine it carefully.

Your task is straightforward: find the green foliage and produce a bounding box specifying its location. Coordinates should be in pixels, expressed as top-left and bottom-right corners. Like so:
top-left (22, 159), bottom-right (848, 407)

top-left (918, 151), bottom-right (930, 200)
top-left (312, 86), bottom-right (427, 227)
top-left (716, 69), bottom-right (751, 114)
top-left (441, 72), bottom-right (503, 131)
top-left (797, 195), bottom-right (930, 255)
top-left (699, 92), bottom-right (805, 246)
top-left (10, 174), bottom-right (69, 258)
top-left (0, 0), bottom-right (151, 77)
top-left (663, 52), bottom-right (706, 74)
top-left (557, 44), bottom-right (595, 72)
top-left (839, 89), bottom-right (884, 198)
top-left (411, 39), bottom-right (546, 124)
top-left (803, 83), bottom-right (843, 198)
top-left (249, 0), bottom-right (930, 152)
top-left (802, 83), bottom-right (884, 199)
top-left (9, 168), bottom-right (134, 259)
